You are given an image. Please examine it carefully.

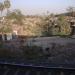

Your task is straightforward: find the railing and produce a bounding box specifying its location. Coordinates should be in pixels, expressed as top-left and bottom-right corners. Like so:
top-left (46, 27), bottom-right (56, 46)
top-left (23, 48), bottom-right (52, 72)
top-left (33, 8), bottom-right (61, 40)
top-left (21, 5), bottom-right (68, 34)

top-left (0, 62), bottom-right (75, 75)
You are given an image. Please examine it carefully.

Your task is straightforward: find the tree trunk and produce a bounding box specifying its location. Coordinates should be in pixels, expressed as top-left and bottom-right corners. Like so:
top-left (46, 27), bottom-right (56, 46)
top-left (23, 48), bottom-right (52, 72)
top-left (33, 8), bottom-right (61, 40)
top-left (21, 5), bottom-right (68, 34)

top-left (7, 8), bottom-right (9, 16)
top-left (1, 11), bottom-right (2, 17)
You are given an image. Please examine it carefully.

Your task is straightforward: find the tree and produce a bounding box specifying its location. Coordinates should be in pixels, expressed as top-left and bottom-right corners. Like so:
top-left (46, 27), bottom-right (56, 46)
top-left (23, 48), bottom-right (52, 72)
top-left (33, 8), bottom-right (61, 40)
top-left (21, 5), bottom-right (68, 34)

top-left (0, 25), bottom-right (12, 34)
top-left (6, 9), bottom-right (24, 25)
top-left (67, 7), bottom-right (75, 17)
top-left (57, 15), bottom-right (71, 35)
top-left (41, 14), bottom-right (55, 36)
top-left (4, 0), bottom-right (11, 15)
top-left (0, 2), bottom-right (4, 17)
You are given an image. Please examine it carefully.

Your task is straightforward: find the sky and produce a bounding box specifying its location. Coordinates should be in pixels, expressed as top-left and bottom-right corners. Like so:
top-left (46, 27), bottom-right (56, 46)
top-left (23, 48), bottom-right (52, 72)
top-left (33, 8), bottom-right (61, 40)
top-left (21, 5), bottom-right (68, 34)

top-left (1, 0), bottom-right (75, 15)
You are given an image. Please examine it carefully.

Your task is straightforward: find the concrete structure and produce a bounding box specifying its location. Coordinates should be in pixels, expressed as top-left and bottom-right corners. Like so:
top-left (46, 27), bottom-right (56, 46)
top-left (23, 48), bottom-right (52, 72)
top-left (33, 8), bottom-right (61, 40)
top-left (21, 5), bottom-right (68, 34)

top-left (0, 33), bottom-right (15, 41)
top-left (7, 33), bottom-right (12, 40)
top-left (24, 37), bottom-right (75, 50)
top-left (1, 33), bottom-right (12, 41)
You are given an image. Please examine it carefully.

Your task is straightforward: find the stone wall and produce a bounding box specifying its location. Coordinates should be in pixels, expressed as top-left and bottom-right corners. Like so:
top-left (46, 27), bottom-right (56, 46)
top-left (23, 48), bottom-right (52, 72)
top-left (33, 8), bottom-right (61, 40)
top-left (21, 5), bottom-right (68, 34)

top-left (24, 37), bottom-right (75, 50)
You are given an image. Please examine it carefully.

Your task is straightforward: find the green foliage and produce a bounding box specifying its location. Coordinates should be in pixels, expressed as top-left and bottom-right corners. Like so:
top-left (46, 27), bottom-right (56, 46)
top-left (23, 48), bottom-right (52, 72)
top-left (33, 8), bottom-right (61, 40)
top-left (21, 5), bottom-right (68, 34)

top-left (4, 0), bottom-right (10, 9)
top-left (0, 0), bottom-right (11, 16)
top-left (0, 25), bottom-right (12, 33)
top-left (41, 14), bottom-right (54, 36)
top-left (31, 23), bottom-right (43, 36)
top-left (57, 15), bottom-right (71, 35)
top-left (52, 27), bottom-right (59, 35)
top-left (41, 14), bottom-right (71, 36)
top-left (0, 2), bottom-right (4, 16)
top-left (6, 9), bottom-right (24, 25)
top-left (67, 7), bottom-right (75, 17)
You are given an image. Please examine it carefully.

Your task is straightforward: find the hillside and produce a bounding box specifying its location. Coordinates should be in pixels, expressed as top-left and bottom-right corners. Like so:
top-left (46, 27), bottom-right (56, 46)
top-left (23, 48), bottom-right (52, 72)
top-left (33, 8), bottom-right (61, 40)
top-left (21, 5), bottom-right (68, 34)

top-left (0, 16), bottom-right (43, 36)
top-left (0, 12), bottom-right (74, 36)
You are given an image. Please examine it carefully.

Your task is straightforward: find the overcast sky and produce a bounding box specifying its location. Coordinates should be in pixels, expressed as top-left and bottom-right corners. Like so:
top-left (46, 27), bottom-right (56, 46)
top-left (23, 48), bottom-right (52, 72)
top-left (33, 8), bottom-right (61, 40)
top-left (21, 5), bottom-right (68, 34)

top-left (1, 0), bottom-right (75, 15)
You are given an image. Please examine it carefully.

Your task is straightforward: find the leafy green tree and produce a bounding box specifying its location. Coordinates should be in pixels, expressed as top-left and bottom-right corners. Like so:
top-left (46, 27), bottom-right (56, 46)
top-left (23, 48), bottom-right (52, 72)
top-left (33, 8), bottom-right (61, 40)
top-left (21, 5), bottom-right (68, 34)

top-left (0, 24), bottom-right (12, 33)
top-left (0, 2), bottom-right (4, 16)
top-left (57, 15), bottom-right (71, 35)
top-left (67, 6), bottom-right (75, 17)
top-left (4, 0), bottom-right (11, 15)
top-left (41, 14), bottom-right (55, 36)
top-left (6, 9), bottom-right (24, 25)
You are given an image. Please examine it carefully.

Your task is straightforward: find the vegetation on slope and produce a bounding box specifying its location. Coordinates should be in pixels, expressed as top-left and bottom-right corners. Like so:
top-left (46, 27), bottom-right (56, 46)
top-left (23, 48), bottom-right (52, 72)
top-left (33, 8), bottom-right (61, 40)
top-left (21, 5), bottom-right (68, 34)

top-left (0, 0), bottom-right (75, 36)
